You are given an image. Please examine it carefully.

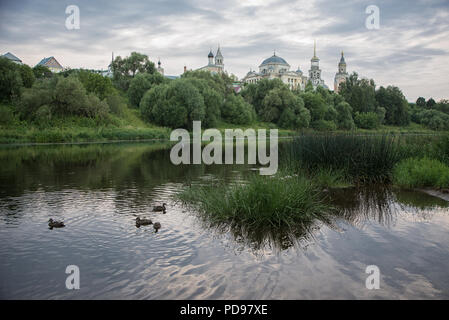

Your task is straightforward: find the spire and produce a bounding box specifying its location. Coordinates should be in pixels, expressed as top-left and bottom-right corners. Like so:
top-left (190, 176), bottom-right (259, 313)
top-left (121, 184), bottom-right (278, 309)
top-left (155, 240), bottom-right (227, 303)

top-left (158, 57), bottom-right (161, 66)
top-left (340, 51), bottom-right (346, 64)
top-left (313, 40), bottom-right (317, 58)
top-left (216, 44), bottom-right (223, 57)
top-left (273, 49), bottom-right (276, 56)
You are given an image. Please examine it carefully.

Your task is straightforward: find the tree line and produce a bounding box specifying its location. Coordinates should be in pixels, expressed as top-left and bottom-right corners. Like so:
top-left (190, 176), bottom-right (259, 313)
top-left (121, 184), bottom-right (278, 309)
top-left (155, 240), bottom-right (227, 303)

top-left (1, 52), bottom-right (448, 131)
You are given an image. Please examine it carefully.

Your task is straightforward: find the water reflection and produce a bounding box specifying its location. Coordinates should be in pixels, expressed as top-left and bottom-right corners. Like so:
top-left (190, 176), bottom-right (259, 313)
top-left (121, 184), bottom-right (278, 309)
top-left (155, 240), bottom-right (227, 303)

top-left (0, 142), bottom-right (448, 299)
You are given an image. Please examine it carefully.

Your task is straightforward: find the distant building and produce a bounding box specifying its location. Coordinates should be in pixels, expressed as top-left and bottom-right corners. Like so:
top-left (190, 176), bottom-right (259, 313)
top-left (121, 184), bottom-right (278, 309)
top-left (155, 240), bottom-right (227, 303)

top-left (1, 52), bottom-right (22, 64)
top-left (242, 52), bottom-right (308, 90)
top-left (308, 41), bottom-right (327, 89)
top-left (334, 52), bottom-right (349, 93)
top-left (196, 46), bottom-right (225, 74)
top-left (36, 56), bottom-right (63, 72)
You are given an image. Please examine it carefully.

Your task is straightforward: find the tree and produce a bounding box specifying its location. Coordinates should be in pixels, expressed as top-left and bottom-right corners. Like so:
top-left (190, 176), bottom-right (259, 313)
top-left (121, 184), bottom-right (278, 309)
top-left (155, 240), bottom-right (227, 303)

top-left (426, 98), bottom-right (436, 109)
top-left (241, 78), bottom-right (285, 116)
top-left (300, 91), bottom-right (327, 122)
top-left (140, 79), bottom-right (205, 129)
top-left (335, 101), bottom-right (355, 130)
top-left (416, 97), bottom-right (426, 108)
top-left (128, 72), bottom-right (166, 107)
top-left (0, 57), bottom-right (23, 102)
top-left (221, 94), bottom-right (255, 125)
top-left (375, 86), bottom-right (410, 126)
top-left (19, 64), bottom-right (35, 88)
top-left (111, 52), bottom-right (156, 91)
top-left (52, 76), bottom-right (88, 116)
top-left (78, 70), bottom-right (115, 100)
top-left (18, 81), bottom-right (53, 119)
top-left (32, 65), bottom-right (52, 79)
top-left (261, 86), bottom-right (310, 129)
top-left (182, 70), bottom-right (232, 97)
top-left (434, 99), bottom-right (449, 115)
top-left (414, 109), bottom-right (449, 131)
top-left (338, 72), bottom-right (377, 114)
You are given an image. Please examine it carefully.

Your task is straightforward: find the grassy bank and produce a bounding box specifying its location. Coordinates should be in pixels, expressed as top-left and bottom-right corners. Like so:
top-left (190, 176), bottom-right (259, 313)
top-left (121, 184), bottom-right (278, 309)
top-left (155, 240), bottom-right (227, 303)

top-left (282, 133), bottom-right (449, 185)
top-left (393, 158), bottom-right (449, 189)
top-left (0, 107), bottom-right (171, 144)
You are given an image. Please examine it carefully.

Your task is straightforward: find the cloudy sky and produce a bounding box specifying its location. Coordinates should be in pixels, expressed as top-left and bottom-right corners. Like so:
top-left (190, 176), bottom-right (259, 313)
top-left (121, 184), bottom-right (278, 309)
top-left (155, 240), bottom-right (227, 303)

top-left (1, 0), bottom-right (448, 101)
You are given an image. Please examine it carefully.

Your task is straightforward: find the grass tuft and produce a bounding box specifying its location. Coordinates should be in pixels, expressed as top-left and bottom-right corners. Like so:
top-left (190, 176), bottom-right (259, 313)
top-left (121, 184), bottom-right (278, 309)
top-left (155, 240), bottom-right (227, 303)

top-left (393, 157), bottom-right (449, 189)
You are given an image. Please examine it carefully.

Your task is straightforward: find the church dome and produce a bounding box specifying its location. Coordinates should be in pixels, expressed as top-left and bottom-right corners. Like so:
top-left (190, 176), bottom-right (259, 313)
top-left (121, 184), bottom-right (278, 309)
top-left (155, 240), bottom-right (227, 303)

top-left (260, 54), bottom-right (289, 67)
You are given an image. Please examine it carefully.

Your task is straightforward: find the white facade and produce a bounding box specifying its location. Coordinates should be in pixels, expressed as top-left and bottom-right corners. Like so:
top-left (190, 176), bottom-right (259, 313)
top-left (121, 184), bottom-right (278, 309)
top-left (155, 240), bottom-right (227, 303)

top-left (242, 53), bottom-right (307, 90)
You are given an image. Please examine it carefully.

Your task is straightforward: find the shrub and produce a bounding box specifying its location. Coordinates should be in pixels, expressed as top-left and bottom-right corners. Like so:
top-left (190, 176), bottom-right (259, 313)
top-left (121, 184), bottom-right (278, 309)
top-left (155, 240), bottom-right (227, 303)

top-left (311, 119), bottom-right (337, 131)
top-left (34, 105), bottom-right (52, 127)
top-left (18, 82), bottom-right (53, 119)
top-left (415, 109), bottom-right (449, 131)
top-left (0, 104), bottom-right (15, 125)
top-left (83, 93), bottom-right (109, 119)
top-left (52, 76), bottom-right (88, 116)
top-left (78, 70), bottom-right (115, 100)
top-left (105, 93), bottom-right (126, 116)
top-left (354, 112), bottom-right (380, 129)
top-left (393, 158), bottom-right (449, 188)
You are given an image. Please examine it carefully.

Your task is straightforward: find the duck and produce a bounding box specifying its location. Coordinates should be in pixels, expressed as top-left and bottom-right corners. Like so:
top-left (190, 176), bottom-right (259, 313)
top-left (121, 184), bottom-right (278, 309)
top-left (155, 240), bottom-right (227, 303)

top-left (48, 218), bottom-right (65, 228)
top-left (136, 217), bottom-right (153, 227)
top-left (152, 203), bottom-right (167, 212)
top-left (153, 222), bottom-right (161, 232)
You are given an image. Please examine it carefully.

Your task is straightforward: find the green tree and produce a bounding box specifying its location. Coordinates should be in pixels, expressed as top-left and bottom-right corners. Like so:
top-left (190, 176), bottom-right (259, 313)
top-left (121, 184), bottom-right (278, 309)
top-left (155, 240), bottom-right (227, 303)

top-left (0, 57), bottom-right (23, 102)
top-left (335, 101), bottom-right (355, 130)
top-left (261, 86), bottom-right (310, 129)
top-left (300, 91), bottom-right (327, 121)
top-left (19, 64), bottom-right (35, 88)
top-left (375, 86), bottom-right (410, 126)
top-left (78, 70), bottom-right (115, 100)
top-left (140, 79), bottom-right (205, 129)
top-left (128, 72), bottom-right (166, 107)
top-left (221, 94), bottom-right (255, 125)
top-left (52, 76), bottom-right (89, 116)
top-left (416, 97), bottom-right (426, 108)
top-left (241, 78), bottom-right (285, 116)
top-left (426, 98), bottom-right (436, 109)
top-left (338, 72), bottom-right (376, 114)
top-left (111, 52), bottom-right (156, 91)
top-left (32, 65), bottom-right (52, 79)
top-left (434, 99), bottom-right (449, 115)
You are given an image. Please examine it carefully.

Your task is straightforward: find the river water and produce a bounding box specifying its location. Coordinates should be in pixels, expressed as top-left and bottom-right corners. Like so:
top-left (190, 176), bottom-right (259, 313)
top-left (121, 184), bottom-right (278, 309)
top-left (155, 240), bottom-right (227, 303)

top-left (0, 142), bottom-right (448, 299)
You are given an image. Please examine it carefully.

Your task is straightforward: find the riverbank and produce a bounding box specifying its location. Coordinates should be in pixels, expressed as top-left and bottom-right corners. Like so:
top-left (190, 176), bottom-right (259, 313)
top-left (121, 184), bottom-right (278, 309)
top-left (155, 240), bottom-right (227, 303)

top-left (0, 120), bottom-right (442, 145)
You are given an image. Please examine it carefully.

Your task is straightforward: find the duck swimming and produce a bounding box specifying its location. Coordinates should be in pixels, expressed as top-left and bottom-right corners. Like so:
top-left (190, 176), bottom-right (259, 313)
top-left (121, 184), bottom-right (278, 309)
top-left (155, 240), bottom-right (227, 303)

top-left (152, 203), bottom-right (167, 212)
top-left (48, 218), bottom-right (65, 228)
top-left (153, 222), bottom-right (161, 232)
top-left (136, 217), bottom-right (153, 227)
